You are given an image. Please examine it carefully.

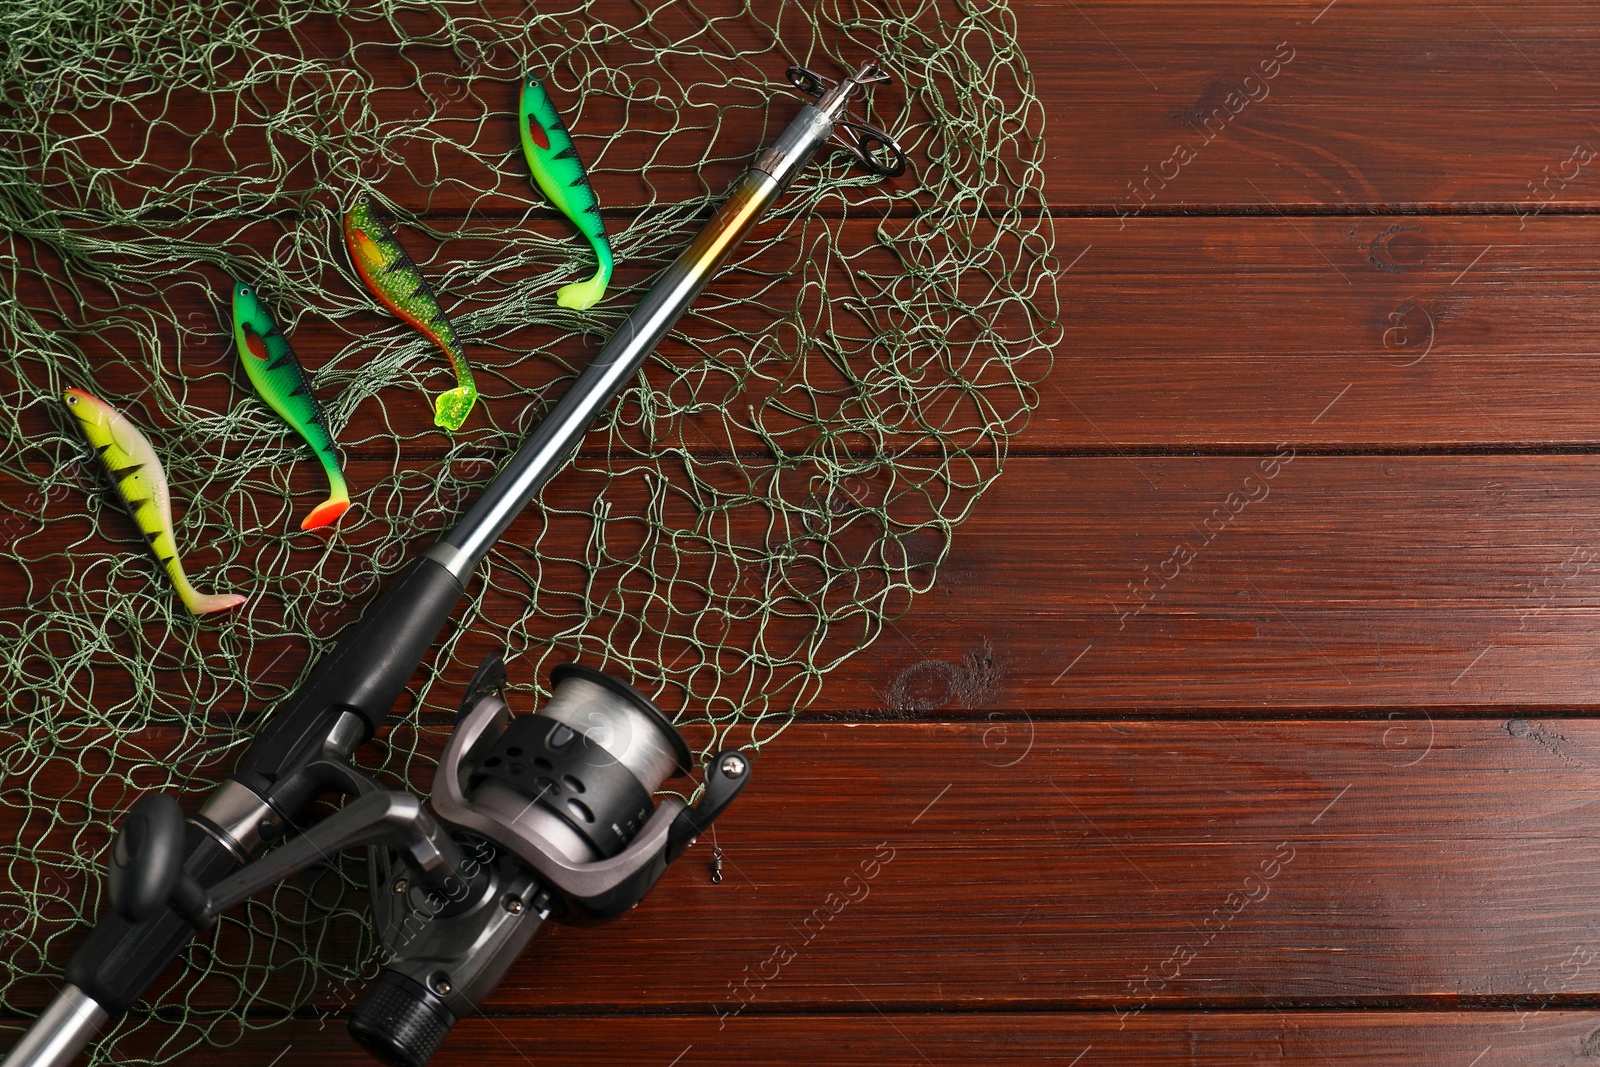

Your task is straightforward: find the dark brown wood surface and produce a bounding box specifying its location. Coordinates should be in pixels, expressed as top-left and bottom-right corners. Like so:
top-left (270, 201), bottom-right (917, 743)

top-left (8, 721), bottom-right (1600, 1015)
top-left (11, 2), bottom-right (1600, 1065)
top-left (125, 1012), bottom-right (1600, 1067)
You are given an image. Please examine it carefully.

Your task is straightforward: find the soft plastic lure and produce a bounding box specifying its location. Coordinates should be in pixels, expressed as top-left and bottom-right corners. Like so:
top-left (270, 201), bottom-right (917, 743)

top-left (231, 281), bottom-right (350, 530)
top-left (342, 194), bottom-right (478, 431)
top-left (64, 389), bottom-right (247, 616)
top-left (520, 76), bottom-right (613, 311)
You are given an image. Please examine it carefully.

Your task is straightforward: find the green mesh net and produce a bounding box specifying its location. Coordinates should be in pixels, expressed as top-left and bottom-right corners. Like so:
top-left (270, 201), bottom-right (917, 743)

top-left (0, 0), bottom-right (1057, 1060)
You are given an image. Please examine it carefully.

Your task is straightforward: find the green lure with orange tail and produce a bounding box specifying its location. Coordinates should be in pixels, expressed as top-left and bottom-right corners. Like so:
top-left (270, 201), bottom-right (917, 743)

top-left (231, 281), bottom-right (350, 530)
top-left (342, 194), bottom-right (479, 431)
top-left (520, 76), bottom-right (613, 310)
top-left (65, 389), bottom-right (247, 616)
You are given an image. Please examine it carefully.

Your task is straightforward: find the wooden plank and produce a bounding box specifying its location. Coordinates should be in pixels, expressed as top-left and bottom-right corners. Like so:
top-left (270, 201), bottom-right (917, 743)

top-left (849, 454), bottom-right (1600, 711)
top-left (35, 1), bottom-right (1600, 216)
top-left (1022, 0), bottom-right (1600, 213)
top-left (6, 215), bottom-right (994, 459)
top-left (72, 1011), bottom-right (1600, 1066)
top-left (13, 454), bottom-right (1600, 714)
top-left (21, 212), bottom-right (1600, 455)
top-left (1030, 215), bottom-right (1600, 449)
top-left (24, 1), bottom-right (1040, 219)
top-left (7, 721), bottom-right (1600, 1014)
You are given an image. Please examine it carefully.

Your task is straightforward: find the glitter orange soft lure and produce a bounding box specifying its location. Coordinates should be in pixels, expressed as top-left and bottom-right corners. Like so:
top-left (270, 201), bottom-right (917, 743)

top-left (342, 194), bottom-right (478, 431)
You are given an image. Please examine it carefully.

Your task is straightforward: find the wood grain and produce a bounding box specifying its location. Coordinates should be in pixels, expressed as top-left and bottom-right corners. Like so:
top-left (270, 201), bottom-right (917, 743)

top-left (14, 453), bottom-right (1600, 715)
top-left (841, 453), bottom-right (1600, 712)
top-left (6, 721), bottom-right (1600, 1016)
top-left (1029, 214), bottom-right (1600, 449)
top-left (389, 448), bottom-right (1600, 714)
top-left (10, 1), bottom-right (1600, 1062)
top-left (96, 1011), bottom-right (1600, 1067)
top-left (25, 212), bottom-right (1600, 456)
top-left (1017, 0), bottom-right (1600, 213)
top-left (50, 2), bottom-right (1600, 215)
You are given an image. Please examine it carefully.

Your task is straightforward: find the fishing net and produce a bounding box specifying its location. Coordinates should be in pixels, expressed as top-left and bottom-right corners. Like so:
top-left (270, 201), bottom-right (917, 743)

top-left (0, 0), bottom-right (1058, 1060)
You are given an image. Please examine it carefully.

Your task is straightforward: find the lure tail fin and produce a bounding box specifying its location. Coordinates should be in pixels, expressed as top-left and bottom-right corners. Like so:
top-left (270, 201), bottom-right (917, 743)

top-left (432, 386), bottom-right (476, 431)
top-left (556, 269), bottom-right (608, 311)
top-left (180, 589), bottom-right (247, 616)
top-left (302, 495), bottom-right (350, 531)
top-left (302, 463), bottom-right (351, 531)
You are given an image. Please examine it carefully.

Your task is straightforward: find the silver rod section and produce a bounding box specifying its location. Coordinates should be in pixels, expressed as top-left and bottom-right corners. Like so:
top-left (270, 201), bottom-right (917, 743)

top-left (426, 96), bottom-right (854, 582)
top-left (0, 986), bottom-right (107, 1067)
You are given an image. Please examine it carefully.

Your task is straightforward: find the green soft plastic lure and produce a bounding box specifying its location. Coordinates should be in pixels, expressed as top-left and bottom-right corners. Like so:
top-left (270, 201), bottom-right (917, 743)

top-left (231, 281), bottom-right (350, 531)
top-left (342, 194), bottom-right (478, 431)
top-left (65, 389), bottom-right (247, 616)
top-left (520, 76), bottom-right (614, 311)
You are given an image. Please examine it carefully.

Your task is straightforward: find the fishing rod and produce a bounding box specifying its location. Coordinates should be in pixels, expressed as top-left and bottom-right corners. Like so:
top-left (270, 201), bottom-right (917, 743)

top-left (3, 61), bottom-right (906, 1067)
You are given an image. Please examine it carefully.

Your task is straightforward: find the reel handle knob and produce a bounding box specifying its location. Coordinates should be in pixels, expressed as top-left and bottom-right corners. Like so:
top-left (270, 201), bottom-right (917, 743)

top-left (666, 749), bottom-right (752, 863)
top-left (108, 793), bottom-right (207, 924)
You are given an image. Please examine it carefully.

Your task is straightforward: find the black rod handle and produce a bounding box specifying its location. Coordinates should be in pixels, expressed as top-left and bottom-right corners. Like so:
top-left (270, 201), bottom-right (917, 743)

top-left (64, 823), bottom-right (240, 1017)
top-left (237, 557), bottom-right (465, 790)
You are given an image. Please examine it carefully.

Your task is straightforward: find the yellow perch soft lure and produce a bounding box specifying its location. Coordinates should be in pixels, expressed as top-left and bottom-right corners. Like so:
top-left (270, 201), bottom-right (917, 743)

top-left (65, 389), bottom-right (246, 616)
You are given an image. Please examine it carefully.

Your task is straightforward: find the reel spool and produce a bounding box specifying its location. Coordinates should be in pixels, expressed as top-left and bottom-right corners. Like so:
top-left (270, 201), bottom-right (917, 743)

top-left (449, 661), bottom-right (694, 865)
top-left (106, 656), bottom-right (750, 1067)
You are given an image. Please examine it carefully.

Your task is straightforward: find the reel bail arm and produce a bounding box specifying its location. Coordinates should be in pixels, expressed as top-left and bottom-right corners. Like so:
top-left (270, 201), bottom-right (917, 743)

top-left (433, 658), bottom-right (751, 921)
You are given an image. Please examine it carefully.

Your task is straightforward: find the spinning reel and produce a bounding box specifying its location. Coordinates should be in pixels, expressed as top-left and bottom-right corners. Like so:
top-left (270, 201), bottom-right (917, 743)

top-left (108, 656), bottom-right (749, 1067)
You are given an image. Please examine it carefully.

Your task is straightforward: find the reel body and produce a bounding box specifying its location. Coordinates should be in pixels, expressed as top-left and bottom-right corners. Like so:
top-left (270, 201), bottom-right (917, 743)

top-left (348, 657), bottom-right (749, 1067)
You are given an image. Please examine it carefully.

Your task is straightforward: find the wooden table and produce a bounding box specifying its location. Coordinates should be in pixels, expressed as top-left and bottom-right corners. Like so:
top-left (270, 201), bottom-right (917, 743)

top-left (13, 1), bottom-right (1600, 1064)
